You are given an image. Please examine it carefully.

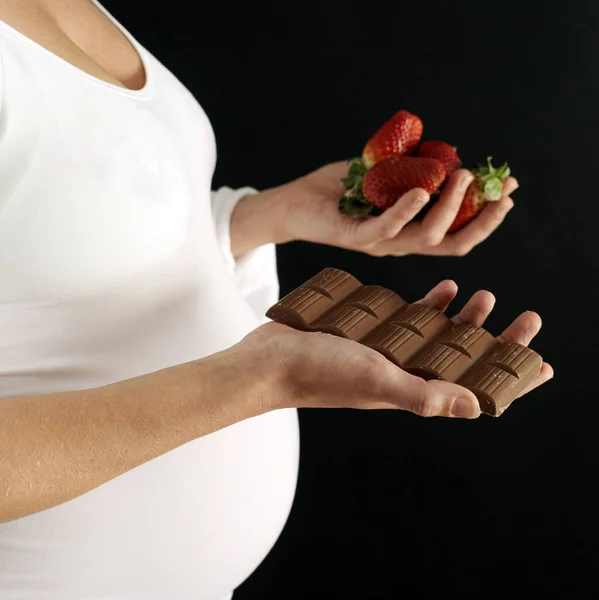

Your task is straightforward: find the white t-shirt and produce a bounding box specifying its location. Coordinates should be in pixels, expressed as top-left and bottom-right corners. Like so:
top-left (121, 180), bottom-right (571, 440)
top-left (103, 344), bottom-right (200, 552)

top-left (0, 3), bottom-right (299, 599)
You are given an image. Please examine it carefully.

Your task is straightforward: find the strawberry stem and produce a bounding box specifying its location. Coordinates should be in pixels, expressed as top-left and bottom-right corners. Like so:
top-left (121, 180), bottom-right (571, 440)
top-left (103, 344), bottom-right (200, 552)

top-left (338, 158), bottom-right (374, 216)
top-left (338, 194), bottom-right (374, 216)
top-left (473, 156), bottom-right (511, 201)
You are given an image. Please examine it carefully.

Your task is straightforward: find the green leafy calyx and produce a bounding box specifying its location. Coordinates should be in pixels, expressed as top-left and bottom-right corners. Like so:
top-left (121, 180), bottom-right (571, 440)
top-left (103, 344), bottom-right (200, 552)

top-left (474, 156), bottom-right (511, 201)
top-left (338, 158), bottom-right (375, 216)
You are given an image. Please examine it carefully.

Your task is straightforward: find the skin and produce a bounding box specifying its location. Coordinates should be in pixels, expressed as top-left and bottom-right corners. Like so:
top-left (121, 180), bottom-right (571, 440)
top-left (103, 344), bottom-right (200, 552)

top-left (0, 0), bottom-right (553, 524)
top-left (0, 281), bottom-right (553, 523)
top-left (0, 0), bottom-right (147, 91)
top-left (231, 165), bottom-right (518, 258)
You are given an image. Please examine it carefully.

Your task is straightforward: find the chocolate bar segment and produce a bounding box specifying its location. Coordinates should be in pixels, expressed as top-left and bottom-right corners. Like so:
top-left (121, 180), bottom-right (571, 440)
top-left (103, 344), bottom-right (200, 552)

top-left (361, 304), bottom-right (449, 367)
top-left (265, 267), bottom-right (361, 330)
top-left (405, 323), bottom-right (495, 381)
top-left (457, 343), bottom-right (543, 416)
top-left (265, 268), bottom-right (543, 417)
top-left (312, 285), bottom-right (406, 340)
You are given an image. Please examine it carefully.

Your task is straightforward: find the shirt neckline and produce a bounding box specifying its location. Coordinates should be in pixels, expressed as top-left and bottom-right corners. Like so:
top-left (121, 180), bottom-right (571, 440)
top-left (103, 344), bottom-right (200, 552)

top-left (0, 0), bottom-right (155, 100)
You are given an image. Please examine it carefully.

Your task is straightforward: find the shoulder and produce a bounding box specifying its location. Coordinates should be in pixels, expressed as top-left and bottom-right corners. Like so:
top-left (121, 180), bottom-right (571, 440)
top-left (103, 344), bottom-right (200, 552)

top-left (0, 40), bottom-right (3, 116)
top-left (0, 22), bottom-right (4, 117)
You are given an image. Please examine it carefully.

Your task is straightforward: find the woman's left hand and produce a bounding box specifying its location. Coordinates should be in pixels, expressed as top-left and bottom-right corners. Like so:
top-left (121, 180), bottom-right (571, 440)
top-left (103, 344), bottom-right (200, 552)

top-left (271, 160), bottom-right (518, 257)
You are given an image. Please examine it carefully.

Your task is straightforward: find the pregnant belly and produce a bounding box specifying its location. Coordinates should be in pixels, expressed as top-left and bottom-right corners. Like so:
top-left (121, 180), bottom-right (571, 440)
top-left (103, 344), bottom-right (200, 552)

top-left (0, 408), bottom-right (299, 600)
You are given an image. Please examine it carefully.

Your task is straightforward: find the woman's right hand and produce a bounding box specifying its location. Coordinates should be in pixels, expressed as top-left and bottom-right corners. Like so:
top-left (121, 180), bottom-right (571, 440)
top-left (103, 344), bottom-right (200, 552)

top-left (0, 277), bottom-right (553, 523)
top-left (240, 279), bottom-right (553, 419)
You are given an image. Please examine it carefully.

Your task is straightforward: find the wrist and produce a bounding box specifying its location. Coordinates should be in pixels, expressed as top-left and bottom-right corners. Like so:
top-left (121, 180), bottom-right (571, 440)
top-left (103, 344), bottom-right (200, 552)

top-left (229, 184), bottom-right (294, 257)
top-left (197, 337), bottom-right (284, 421)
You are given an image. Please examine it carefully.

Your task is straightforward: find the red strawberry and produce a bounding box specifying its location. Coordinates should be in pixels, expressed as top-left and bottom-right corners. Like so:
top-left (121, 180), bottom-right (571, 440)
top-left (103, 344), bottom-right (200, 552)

top-left (417, 141), bottom-right (462, 178)
top-left (448, 157), bottom-right (510, 232)
top-left (362, 110), bottom-right (423, 168)
top-left (339, 156), bottom-right (445, 214)
top-left (339, 110), bottom-right (424, 210)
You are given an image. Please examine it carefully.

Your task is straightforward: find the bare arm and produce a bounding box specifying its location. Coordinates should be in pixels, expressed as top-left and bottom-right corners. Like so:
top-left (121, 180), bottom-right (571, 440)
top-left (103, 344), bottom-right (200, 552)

top-left (0, 344), bottom-right (277, 524)
top-left (0, 280), bottom-right (552, 525)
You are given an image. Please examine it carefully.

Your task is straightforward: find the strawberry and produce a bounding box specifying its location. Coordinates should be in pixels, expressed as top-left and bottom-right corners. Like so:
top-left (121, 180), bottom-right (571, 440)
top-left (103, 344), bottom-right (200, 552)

top-left (448, 157), bottom-right (510, 232)
top-left (362, 110), bottom-right (423, 168)
top-left (339, 110), bottom-right (424, 209)
top-left (417, 141), bottom-right (462, 178)
top-left (339, 156), bottom-right (446, 214)
top-left (338, 108), bottom-right (512, 226)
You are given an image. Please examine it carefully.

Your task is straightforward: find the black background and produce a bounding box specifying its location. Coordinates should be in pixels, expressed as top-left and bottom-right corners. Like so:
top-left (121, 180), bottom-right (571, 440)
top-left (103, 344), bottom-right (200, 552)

top-left (104, 2), bottom-right (598, 598)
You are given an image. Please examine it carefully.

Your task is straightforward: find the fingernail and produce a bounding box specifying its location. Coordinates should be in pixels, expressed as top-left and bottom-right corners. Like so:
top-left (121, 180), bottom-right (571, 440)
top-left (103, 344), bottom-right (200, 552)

top-left (451, 397), bottom-right (480, 418)
top-left (412, 195), bottom-right (429, 208)
top-left (459, 174), bottom-right (474, 191)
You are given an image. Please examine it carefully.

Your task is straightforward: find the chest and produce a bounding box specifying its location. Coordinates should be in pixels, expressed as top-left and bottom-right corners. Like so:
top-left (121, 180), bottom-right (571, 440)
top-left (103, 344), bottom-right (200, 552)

top-left (0, 0), bottom-right (146, 90)
top-left (0, 63), bottom-right (216, 302)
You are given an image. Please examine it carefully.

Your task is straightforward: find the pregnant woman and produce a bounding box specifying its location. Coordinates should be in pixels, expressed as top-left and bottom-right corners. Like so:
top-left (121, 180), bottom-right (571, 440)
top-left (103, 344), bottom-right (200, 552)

top-left (0, 1), bottom-right (552, 598)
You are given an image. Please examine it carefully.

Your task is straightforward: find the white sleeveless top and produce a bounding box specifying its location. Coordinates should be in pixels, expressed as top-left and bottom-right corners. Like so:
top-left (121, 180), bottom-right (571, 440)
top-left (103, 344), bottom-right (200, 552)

top-left (0, 3), bottom-right (299, 599)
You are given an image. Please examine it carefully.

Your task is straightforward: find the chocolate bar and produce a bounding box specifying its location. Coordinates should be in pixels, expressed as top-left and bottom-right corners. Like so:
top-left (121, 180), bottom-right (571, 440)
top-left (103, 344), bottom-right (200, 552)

top-left (265, 268), bottom-right (542, 417)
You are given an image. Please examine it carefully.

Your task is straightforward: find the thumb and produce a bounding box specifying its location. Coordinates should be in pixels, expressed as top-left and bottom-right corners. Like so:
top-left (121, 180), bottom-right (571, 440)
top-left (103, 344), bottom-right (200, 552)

top-left (370, 366), bottom-right (481, 419)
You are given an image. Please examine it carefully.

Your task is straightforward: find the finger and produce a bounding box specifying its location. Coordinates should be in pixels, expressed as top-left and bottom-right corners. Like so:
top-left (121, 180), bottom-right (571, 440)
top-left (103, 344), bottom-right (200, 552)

top-left (370, 343), bottom-right (552, 410)
top-left (372, 366), bottom-right (481, 418)
top-left (416, 379), bottom-right (481, 418)
top-left (517, 362), bottom-right (554, 397)
top-left (503, 176), bottom-right (519, 196)
top-left (414, 279), bottom-right (458, 311)
top-left (437, 196), bottom-right (514, 256)
top-left (452, 290), bottom-right (496, 326)
top-left (419, 169), bottom-right (474, 245)
top-left (496, 311), bottom-right (542, 346)
top-left (496, 310), bottom-right (548, 398)
top-left (352, 188), bottom-right (430, 247)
